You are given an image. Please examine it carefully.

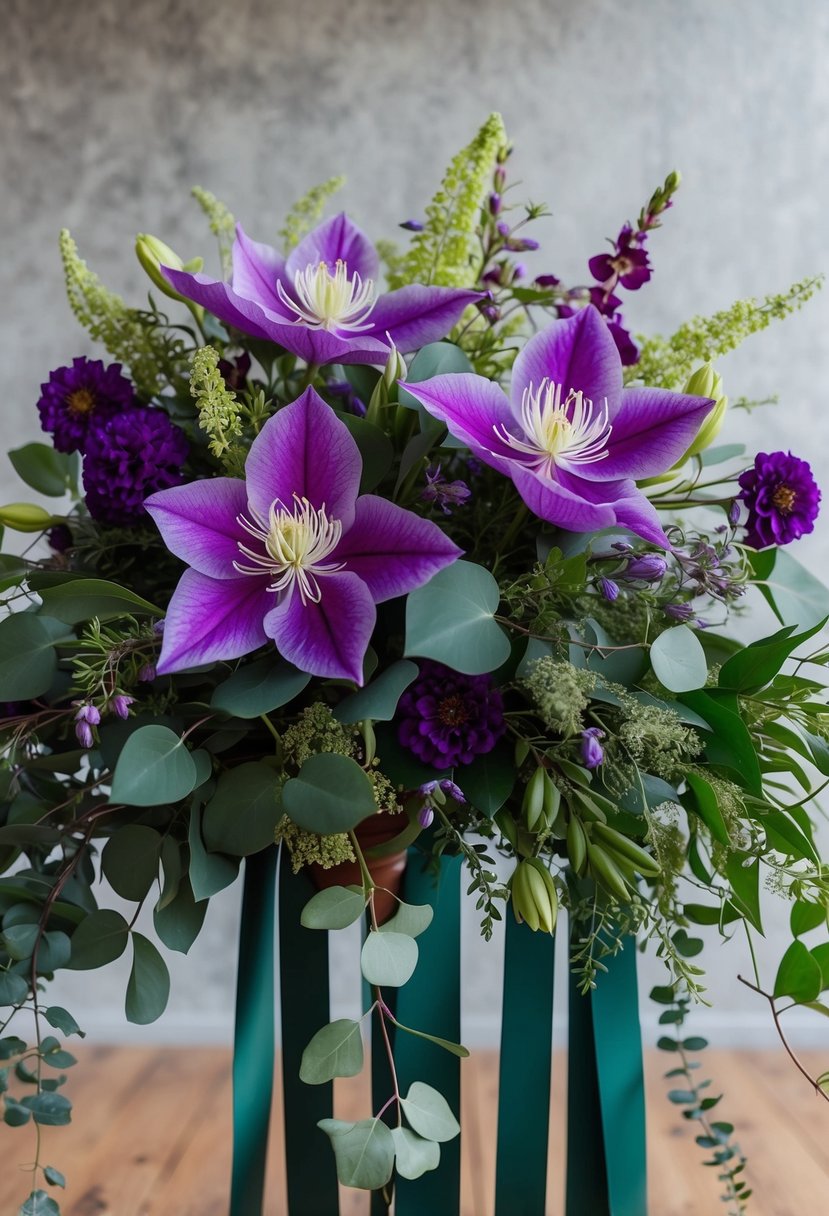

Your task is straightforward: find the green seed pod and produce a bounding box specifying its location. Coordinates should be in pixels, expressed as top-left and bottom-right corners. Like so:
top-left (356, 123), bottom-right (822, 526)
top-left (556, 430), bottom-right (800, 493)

top-left (0, 503), bottom-right (54, 532)
top-left (567, 815), bottom-right (588, 875)
top-left (593, 822), bottom-right (661, 877)
top-left (522, 767), bottom-right (547, 832)
top-left (586, 842), bottom-right (632, 902)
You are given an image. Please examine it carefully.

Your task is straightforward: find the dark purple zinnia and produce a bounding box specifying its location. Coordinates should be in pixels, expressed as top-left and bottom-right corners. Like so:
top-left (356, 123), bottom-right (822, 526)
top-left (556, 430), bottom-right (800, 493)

top-left (83, 407), bottom-right (189, 525)
top-left (397, 660), bottom-right (506, 768)
top-left (738, 451), bottom-right (821, 549)
top-left (37, 357), bottom-right (136, 454)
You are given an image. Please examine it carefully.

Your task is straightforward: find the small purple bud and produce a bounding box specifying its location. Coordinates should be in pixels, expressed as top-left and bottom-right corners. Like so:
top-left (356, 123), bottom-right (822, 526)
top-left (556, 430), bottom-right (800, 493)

top-left (664, 602), bottom-right (695, 622)
top-left (624, 554), bottom-right (668, 583)
top-left (47, 524), bottom-right (73, 553)
top-left (111, 694), bottom-right (134, 720)
top-left (611, 541), bottom-right (633, 553)
top-left (496, 221), bottom-right (510, 238)
top-left (439, 779), bottom-right (466, 803)
top-left (581, 727), bottom-right (605, 770)
top-left (482, 304), bottom-right (501, 324)
top-left (493, 167), bottom-right (507, 192)
top-left (399, 219), bottom-right (424, 232)
top-left (728, 499), bottom-right (741, 527)
top-left (506, 237), bottom-right (540, 252)
top-left (418, 780), bottom-right (439, 797)
top-left (75, 703), bottom-right (101, 726)
top-left (138, 663), bottom-right (157, 682)
top-left (481, 268), bottom-right (503, 286)
top-left (418, 805), bottom-right (435, 829)
top-left (534, 274), bottom-right (560, 288)
top-left (75, 720), bottom-right (94, 749)
top-left (511, 263), bottom-right (527, 282)
top-left (488, 192), bottom-right (502, 216)
top-left (599, 577), bottom-right (619, 602)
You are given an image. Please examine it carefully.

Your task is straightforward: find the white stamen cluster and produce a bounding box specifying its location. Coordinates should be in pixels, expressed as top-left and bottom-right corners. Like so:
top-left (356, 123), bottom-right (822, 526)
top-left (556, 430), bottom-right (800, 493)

top-left (494, 379), bottom-right (612, 475)
top-left (277, 259), bottom-right (376, 332)
top-left (234, 494), bottom-right (345, 604)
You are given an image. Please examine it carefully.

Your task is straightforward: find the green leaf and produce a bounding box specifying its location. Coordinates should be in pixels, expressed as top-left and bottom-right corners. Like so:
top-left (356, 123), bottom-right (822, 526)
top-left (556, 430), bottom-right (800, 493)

top-left (101, 825), bottom-right (161, 901)
top-left (67, 910), bottom-right (129, 970)
top-left (20, 1091), bottom-right (72, 1126)
top-left (19, 1190), bottom-right (61, 1214)
top-left (1, 924), bottom-right (39, 961)
top-left (4, 1096), bottom-right (31, 1126)
top-left (379, 901), bottom-right (434, 939)
top-left (386, 1013), bottom-right (469, 1058)
top-left (774, 940), bottom-right (823, 1003)
top-left (763, 810), bottom-right (818, 863)
top-left (43, 1167), bottom-right (65, 1189)
top-left (719, 619), bottom-right (826, 694)
top-left (360, 930), bottom-right (418, 987)
top-left (459, 741), bottom-right (516, 817)
top-left (725, 854), bottom-right (762, 932)
top-left (752, 547), bottom-right (829, 628)
top-left (9, 444), bottom-right (78, 497)
top-left (211, 656), bottom-right (311, 719)
top-left (398, 341), bottom-right (472, 419)
top-left (649, 625), bottom-right (707, 693)
top-left (125, 933), bottom-right (170, 1025)
top-left (699, 443), bottom-right (745, 466)
top-left (317, 1117), bottom-right (395, 1190)
top-left (0, 972), bottom-right (29, 1004)
top-left (36, 931), bottom-right (71, 975)
top-left (338, 414), bottom-right (394, 493)
top-left (333, 660), bottom-right (419, 724)
top-left (110, 725), bottom-right (198, 807)
top-left (188, 805), bottom-right (240, 901)
top-left (153, 879), bottom-right (207, 954)
top-left (283, 753), bottom-right (376, 835)
top-left (683, 772), bottom-right (730, 847)
top-left (405, 560), bottom-right (510, 674)
top-left (0, 1036), bottom-right (27, 1059)
top-left (391, 1126), bottom-right (441, 1180)
top-left (680, 690), bottom-right (763, 795)
top-left (811, 943), bottom-right (829, 990)
top-left (672, 929), bottom-right (704, 958)
top-left (300, 886), bottom-right (366, 931)
top-left (37, 577), bottom-right (161, 623)
top-left (791, 901), bottom-right (826, 938)
top-left (300, 1019), bottom-right (364, 1084)
top-left (202, 763), bottom-right (281, 856)
top-left (400, 1080), bottom-right (460, 1142)
top-left (0, 614), bottom-right (69, 700)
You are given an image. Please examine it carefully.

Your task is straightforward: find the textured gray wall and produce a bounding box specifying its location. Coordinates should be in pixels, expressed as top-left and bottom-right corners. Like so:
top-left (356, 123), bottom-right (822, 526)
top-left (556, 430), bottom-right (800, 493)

top-left (2, 0), bottom-right (829, 1043)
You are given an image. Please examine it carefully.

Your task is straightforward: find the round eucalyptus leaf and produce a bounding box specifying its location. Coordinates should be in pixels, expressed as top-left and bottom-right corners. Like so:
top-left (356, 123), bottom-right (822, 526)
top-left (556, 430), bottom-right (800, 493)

top-left (405, 560), bottom-right (510, 675)
top-left (649, 625), bottom-right (707, 693)
top-left (110, 725), bottom-right (198, 807)
top-left (301, 886), bottom-right (367, 931)
top-left (318, 1117), bottom-right (395, 1190)
top-left (211, 656), bottom-right (311, 718)
top-left (379, 901), bottom-right (433, 939)
top-left (282, 752), bottom-right (376, 836)
top-left (101, 825), bottom-right (162, 901)
top-left (125, 932), bottom-right (170, 1025)
top-left (360, 929), bottom-right (418, 987)
top-left (391, 1126), bottom-right (441, 1180)
top-left (202, 762), bottom-right (281, 856)
top-left (333, 660), bottom-right (419, 724)
top-left (300, 1019), bottom-right (364, 1084)
top-left (0, 614), bottom-right (68, 700)
top-left (400, 1080), bottom-right (460, 1142)
top-left (153, 879), bottom-right (207, 955)
top-left (67, 910), bottom-right (130, 971)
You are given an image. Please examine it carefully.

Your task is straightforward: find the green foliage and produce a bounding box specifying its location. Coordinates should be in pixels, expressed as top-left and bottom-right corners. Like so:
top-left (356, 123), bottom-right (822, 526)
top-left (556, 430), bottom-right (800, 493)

top-left (67, 911), bottom-right (130, 971)
top-left (0, 614), bottom-right (68, 700)
top-left (360, 929), bottom-right (418, 987)
top-left (749, 547), bottom-right (829, 628)
top-left (633, 275), bottom-right (823, 390)
top-left (110, 725), bottom-right (198, 807)
top-left (390, 1126), bottom-right (441, 1180)
top-left (9, 445), bottom-right (79, 498)
top-left (202, 763), bottom-right (281, 856)
top-left (125, 933), bottom-right (170, 1025)
top-left (37, 578), bottom-right (160, 623)
top-left (300, 886), bottom-right (366, 931)
top-left (102, 826), bottom-right (161, 901)
top-left (650, 625), bottom-right (708, 693)
top-left (211, 655), bottom-right (311, 718)
top-left (334, 660), bottom-right (419, 725)
top-left (279, 175), bottom-right (346, 251)
top-left (318, 1117), bottom-right (395, 1190)
top-left (379, 900), bottom-right (434, 939)
top-left (400, 1081), bottom-right (460, 1142)
top-left (386, 113), bottom-right (507, 288)
top-left (189, 345), bottom-right (246, 474)
top-left (282, 753), bottom-right (376, 835)
top-left (405, 559), bottom-right (511, 673)
top-left (300, 1019), bottom-right (364, 1084)
top-left (20, 1191), bottom-right (62, 1215)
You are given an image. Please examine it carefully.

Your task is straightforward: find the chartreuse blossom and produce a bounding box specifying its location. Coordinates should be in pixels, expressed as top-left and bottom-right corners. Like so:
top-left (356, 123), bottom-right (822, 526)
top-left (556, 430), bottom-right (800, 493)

top-left (189, 346), bottom-right (245, 474)
top-left (404, 307), bottom-right (715, 545)
top-left (163, 212), bottom-right (482, 366)
top-left (145, 389), bottom-right (460, 682)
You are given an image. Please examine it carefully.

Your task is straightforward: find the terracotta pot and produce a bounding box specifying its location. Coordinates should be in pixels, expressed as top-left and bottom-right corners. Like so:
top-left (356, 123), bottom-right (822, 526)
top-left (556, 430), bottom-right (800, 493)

top-left (309, 811), bottom-right (408, 923)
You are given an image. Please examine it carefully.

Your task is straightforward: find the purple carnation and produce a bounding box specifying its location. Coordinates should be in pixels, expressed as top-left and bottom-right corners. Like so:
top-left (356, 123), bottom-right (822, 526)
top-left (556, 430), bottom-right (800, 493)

top-left (738, 451), bottom-right (821, 549)
top-left (83, 407), bottom-right (189, 525)
top-left (397, 660), bottom-right (506, 768)
top-left (37, 357), bottom-right (136, 454)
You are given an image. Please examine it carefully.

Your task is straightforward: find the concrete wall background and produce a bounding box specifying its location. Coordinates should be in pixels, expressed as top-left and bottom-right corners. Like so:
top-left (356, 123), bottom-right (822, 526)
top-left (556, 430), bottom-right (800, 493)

top-left (2, 0), bottom-right (829, 1045)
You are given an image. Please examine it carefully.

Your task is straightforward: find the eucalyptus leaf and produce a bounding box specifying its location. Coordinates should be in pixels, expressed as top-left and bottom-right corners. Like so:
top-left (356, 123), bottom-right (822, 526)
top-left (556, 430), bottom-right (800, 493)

top-left (20, 1091), bottom-right (72, 1126)
top-left (202, 763), bottom-right (281, 856)
top-left (211, 656), bottom-right (311, 718)
top-left (0, 972), bottom-right (28, 1004)
top-left (67, 910), bottom-right (129, 970)
top-left (360, 930), bottom-right (418, 987)
top-left (400, 1080), bottom-right (460, 1142)
top-left (405, 560), bottom-right (510, 674)
top-left (153, 879), bottom-right (207, 954)
top-left (459, 741), bottom-right (516, 817)
top-left (110, 725), bottom-right (198, 807)
top-left (334, 660), bottom-right (419, 724)
top-left (318, 1117), bottom-right (395, 1190)
top-left (101, 825), bottom-right (161, 901)
top-left (0, 614), bottom-right (69, 700)
top-left (387, 1012), bottom-right (469, 1058)
top-left (752, 547), bottom-right (829, 628)
top-left (9, 444), bottom-right (78, 497)
top-left (379, 901), bottom-right (434, 939)
top-left (19, 1191), bottom-right (61, 1215)
top-left (649, 625), bottom-right (707, 693)
top-left (391, 1126), bottom-right (441, 1180)
top-left (300, 1019), bottom-right (364, 1084)
top-left (301, 886), bottom-right (366, 931)
top-left (125, 933), bottom-right (170, 1025)
top-left (43, 1007), bottom-right (84, 1038)
top-left (282, 752), bottom-right (376, 835)
top-left (188, 805), bottom-right (240, 901)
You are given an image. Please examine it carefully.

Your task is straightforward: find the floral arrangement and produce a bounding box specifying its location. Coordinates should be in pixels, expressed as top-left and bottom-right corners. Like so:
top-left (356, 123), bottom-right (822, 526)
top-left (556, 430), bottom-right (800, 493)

top-left (1, 112), bottom-right (828, 1214)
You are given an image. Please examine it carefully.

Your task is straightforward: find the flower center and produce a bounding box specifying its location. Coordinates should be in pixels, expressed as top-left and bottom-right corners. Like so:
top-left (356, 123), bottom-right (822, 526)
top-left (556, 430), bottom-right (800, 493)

top-left (773, 483), bottom-right (797, 514)
top-left (437, 695), bottom-right (469, 727)
top-left (277, 259), bottom-right (377, 332)
top-left (66, 387), bottom-right (96, 416)
top-left (494, 379), bottom-right (612, 475)
top-left (233, 494), bottom-right (345, 604)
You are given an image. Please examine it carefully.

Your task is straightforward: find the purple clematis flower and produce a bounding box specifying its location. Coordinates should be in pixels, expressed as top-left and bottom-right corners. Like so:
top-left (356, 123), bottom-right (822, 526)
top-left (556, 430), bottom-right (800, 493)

top-left (145, 390), bottom-right (461, 683)
top-left (161, 213), bottom-right (481, 367)
top-left (401, 307), bottom-right (715, 547)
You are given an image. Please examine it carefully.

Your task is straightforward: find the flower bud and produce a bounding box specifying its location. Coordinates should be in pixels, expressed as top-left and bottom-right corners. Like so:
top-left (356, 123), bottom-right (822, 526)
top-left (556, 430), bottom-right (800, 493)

top-left (75, 720), bottom-right (94, 749)
top-left (418, 805), bottom-right (435, 828)
top-left (624, 553), bottom-right (668, 583)
top-left (111, 694), bottom-right (134, 720)
top-left (0, 503), bottom-right (55, 532)
top-left (135, 234), bottom-right (204, 318)
top-left (599, 577), bottom-right (619, 601)
top-left (580, 727), bottom-right (604, 769)
top-left (488, 193), bottom-right (502, 216)
top-left (75, 703), bottom-right (101, 725)
top-left (493, 167), bottom-right (507, 192)
top-left (679, 363), bottom-right (728, 460)
top-left (399, 219), bottom-right (424, 232)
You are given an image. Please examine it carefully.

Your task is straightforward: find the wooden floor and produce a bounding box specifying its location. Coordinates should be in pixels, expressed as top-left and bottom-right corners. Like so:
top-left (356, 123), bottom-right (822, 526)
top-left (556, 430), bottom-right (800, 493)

top-left (0, 1047), bottom-right (826, 1215)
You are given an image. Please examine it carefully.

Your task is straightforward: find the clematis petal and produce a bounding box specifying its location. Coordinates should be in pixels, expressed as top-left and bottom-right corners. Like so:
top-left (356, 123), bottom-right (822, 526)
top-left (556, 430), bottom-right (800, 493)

top-left (161, 268), bottom-right (288, 342)
top-left (576, 387), bottom-right (715, 482)
top-left (399, 374), bottom-right (518, 472)
top-left (510, 465), bottom-right (618, 532)
top-left (264, 571), bottom-right (376, 685)
top-left (510, 307), bottom-right (623, 420)
top-left (231, 225), bottom-right (290, 315)
top-left (367, 286), bottom-right (483, 353)
top-left (156, 569), bottom-right (272, 674)
top-left (334, 495), bottom-right (462, 602)
top-left (611, 485), bottom-right (672, 548)
top-left (145, 478), bottom-right (249, 579)
top-left (244, 389), bottom-right (362, 528)
top-left (285, 213), bottom-right (380, 283)
top-left (256, 324), bottom-right (391, 367)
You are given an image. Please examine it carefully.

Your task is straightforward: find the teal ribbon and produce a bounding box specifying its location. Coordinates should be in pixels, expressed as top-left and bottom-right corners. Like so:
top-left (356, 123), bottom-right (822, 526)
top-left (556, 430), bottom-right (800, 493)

top-left (278, 859), bottom-right (339, 1214)
top-left (494, 916), bottom-right (555, 1215)
top-left (566, 936), bottom-right (647, 1216)
top-left (394, 850), bottom-right (462, 1216)
top-left (230, 846), bottom-right (277, 1216)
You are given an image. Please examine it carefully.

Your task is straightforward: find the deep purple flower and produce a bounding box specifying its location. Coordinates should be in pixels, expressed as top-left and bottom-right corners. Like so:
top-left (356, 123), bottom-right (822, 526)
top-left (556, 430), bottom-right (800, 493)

top-left (402, 308), bottom-right (715, 547)
top-left (111, 694), bottom-right (134, 720)
top-left (489, 193), bottom-right (502, 216)
top-left (599, 577), bottom-right (619, 601)
top-left (145, 390), bottom-right (460, 683)
top-left (37, 358), bottom-right (135, 454)
top-left (400, 219), bottom-right (425, 232)
top-left (74, 703), bottom-right (101, 726)
top-left (588, 287), bottom-right (623, 318)
top-left (217, 351), bottom-right (252, 391)
top-left (606, 318), bottom-right (640, 367)
top-left (162, 214), bottom-right (481, 367)
top-left (664, 602), bottom-right (695, 622)
top-left (76, 721), bottom-right (94, 749)
top-left (624, 553), bottom-right (668, 582)
top-left (83, 408), bottom-right (189, 525)
top-left (418, 805), bottom-right (435, 828)
top-left (534, 274), bottom-right (561, 289)
top-left (397, 660), bottom-right (506, 768)
top-left (421, 465), bottom-right (472, 515)
top-left (589, 226), bottom-right (651, 292)
top-left (439, 778), bottom-right (466, 802)
top-left (738, 451), bottom-right (821, 549)
top-left (47, 524), bottom-right (73, 553)
top-left (581, 727), bottom-right (605, 769)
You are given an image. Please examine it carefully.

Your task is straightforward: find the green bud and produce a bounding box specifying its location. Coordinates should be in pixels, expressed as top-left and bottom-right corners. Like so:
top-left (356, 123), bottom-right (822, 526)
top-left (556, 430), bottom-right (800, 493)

top-left (0, 503), bottom-right (54, 532)
top-left (382, 340), bottom-right (407, 393)
top-left (681, 363), bottom-right (728, 459)
top-left (135, 234), bottom-right (204, 319)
